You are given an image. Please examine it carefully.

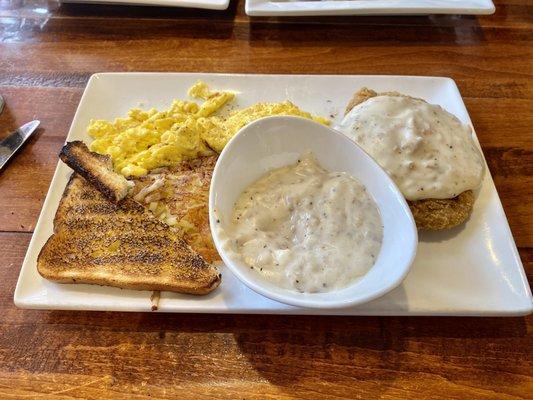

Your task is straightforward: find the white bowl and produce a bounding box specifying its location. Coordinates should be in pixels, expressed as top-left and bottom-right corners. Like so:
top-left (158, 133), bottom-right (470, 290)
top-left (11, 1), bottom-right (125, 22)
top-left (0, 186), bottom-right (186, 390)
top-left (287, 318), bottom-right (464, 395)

top-left (209, 116), bottom-right (417, 309)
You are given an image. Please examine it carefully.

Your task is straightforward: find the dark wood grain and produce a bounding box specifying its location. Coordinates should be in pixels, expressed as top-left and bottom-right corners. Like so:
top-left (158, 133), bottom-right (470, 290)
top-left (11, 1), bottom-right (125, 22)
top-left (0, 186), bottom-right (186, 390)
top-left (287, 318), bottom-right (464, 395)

top-left (0, 0), bottom-right (531, 398)
top-left (1, 234), bottom-right (532, 399)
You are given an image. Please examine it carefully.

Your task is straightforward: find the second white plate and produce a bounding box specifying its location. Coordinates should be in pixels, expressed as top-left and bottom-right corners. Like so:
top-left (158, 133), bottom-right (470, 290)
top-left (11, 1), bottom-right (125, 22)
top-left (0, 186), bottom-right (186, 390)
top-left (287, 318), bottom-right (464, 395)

top-left (62, 0), bottom-right (230, 10)
top-left (14, 73), bottom-right (532, 316)
top-left (245, 0), bottom-right (495, 17)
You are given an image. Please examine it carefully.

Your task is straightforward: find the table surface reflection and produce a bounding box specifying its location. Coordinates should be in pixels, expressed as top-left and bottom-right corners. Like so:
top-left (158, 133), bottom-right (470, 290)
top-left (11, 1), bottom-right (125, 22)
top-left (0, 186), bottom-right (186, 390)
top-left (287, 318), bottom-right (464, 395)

top-left (0, 1), bottom-right (531, 398)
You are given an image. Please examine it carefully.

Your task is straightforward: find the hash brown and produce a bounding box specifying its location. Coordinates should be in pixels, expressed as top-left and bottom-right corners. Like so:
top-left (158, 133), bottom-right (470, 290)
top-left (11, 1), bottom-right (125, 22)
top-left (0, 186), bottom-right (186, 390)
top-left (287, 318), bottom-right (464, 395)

top-left (131, 156), bottom-right (219, 262)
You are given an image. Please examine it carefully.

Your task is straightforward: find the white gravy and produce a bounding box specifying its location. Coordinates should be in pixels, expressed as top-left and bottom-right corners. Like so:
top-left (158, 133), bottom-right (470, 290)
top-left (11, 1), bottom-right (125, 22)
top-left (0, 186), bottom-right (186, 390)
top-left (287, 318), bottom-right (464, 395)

top-left (337, 95), bottom-right (484, 201)
top-left (221, 153), bottom-right (383, 293)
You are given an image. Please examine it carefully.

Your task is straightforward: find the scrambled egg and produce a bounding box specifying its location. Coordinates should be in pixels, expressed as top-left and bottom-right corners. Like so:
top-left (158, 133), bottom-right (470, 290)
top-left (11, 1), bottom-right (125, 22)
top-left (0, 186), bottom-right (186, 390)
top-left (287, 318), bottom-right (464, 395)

top-left (88, 81), bottom-right (329, 177)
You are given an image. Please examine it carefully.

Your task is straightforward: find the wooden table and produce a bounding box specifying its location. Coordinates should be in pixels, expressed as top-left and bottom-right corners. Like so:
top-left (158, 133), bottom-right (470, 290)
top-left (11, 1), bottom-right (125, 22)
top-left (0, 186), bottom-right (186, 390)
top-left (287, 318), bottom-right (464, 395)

top-left (1, 1), bottom-right (532, 398)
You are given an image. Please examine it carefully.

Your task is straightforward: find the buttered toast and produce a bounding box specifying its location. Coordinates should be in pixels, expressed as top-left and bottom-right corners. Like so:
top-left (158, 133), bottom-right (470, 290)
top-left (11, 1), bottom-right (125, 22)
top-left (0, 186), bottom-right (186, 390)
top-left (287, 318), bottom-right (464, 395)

top-left (37, 143), bottom-right (221, 295)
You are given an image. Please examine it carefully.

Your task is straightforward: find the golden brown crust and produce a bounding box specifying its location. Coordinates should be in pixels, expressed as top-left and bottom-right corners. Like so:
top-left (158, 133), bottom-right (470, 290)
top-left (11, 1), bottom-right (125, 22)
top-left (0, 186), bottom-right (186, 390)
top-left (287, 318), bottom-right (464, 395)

top-left (345, 88), bottom-right (476, 230)
top-left (59, 141), bottom-right (131, 202)
top-left (408, 190), bottom-right (475, 230)
top-left (131, 156), bottom-right (220, 263)
top-left (38, 174), bottom-right (221, 295)
top-left (345, 87), bottom-right (379, 114)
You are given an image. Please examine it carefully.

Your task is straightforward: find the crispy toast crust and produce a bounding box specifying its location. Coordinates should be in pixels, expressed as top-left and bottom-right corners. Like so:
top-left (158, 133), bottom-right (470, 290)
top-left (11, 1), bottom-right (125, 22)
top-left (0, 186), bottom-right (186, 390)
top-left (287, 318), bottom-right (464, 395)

top-left (59, 141), bottom-right (132, 202)
top-left (38, 174), bottom-right (221, 294)
top-left (345, 88), bottom-right (475, 230)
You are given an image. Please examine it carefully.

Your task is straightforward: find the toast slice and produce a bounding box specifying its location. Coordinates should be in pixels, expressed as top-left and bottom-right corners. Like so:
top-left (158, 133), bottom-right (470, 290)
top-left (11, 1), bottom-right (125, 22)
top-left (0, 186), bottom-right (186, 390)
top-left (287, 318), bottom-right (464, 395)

top-left (60, 141), bottom-right (133, 202)
top-left (38, 174), bottom-right (221, 294)
top-left (38, 142), bottom-right (221, 295)
top-left (344, 88), bottom-right (475, 230)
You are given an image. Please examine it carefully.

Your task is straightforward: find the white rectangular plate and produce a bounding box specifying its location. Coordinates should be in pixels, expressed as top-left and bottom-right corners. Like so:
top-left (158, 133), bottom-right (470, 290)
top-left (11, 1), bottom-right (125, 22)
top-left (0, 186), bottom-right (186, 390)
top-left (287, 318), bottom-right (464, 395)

top-left (61, 0), bottom-right (229, 10)
top-left (14, 73), bottom-right (532, 316)
top-left (246, 0), bottom-right (495, 17)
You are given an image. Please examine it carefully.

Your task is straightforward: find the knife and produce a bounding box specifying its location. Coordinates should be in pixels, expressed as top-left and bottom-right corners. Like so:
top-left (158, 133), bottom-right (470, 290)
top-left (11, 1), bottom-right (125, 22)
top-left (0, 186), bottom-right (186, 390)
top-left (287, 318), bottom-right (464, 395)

top-left (0, 120), bottom-right (40, 171)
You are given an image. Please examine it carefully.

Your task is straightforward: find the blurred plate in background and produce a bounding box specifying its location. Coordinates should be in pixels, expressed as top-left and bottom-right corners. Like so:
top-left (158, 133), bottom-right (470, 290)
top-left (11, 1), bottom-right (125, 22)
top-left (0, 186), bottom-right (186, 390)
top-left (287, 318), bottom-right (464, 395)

top-left (62, 0), bottom-right (230, 10)
top-left (245, 0), bottom-right (495, 17)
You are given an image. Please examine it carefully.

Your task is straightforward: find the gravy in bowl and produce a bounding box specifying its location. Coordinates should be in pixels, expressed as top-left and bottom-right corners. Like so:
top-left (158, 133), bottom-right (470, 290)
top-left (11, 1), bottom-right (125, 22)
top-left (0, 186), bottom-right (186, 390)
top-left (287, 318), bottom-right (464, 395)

top-left (220, 152), bottom-right (383, 293)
